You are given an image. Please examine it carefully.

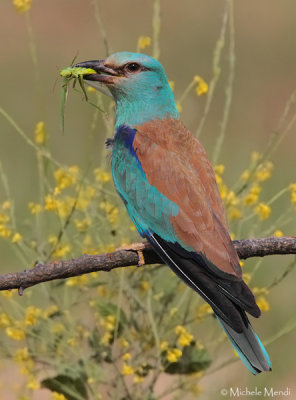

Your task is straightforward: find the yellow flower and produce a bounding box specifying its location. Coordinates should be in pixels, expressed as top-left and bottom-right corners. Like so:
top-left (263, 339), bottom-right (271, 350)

top-left (51, 323), bottom-right (65, 335)
top-left (97, 286), bottom-right (108, 297)
top-left (194, 75), bottom-right (208, 96)
top-left (160, 341), bottom-right (169, 351)
top-left (178, 332), bottom-right (194, 347)
top-left (122, 363), bottom-right (134, 376)
top-left (100, 315), bottom-right (116, 333)
top-left (219, 183), bottom-right (228, 200)
top-left (74, 218), bottom-right (91, 233)
top-left (228, 207), bottom-right (242, 220)
top-left (140, 280), bottom-right (150, 292)
top-left (26, 375), bottom-right (40, 390)
top-left (0, 289), bottom-right (17, 298)
top-left (122, 352), bottom-right (131, 361)
top-left (176, 102), bottom-right (183, 113)
top-left (169, 307), bottom-right (178, 316)
top-left (100, 332), bottom-right (112, 345)
top-left (257, 296), bottom-right (270, 312)
top-left (289, 183), bottom-right (296, 204)
top-left (255, 203), bottom-right (271, 220)
top-left (14, 347), bottom-right (29, 363)
top-left (240, 170), bottom-right (250, 181)
top-left (226, 191), bottom-right (239, 207)
top-left (28, 202), bottom-right (42, 214)
top-left (196, 303), bottom-right (213, 320)
top-left (250, 184), bottom-right (261, 195)
top-left (44, 194), bottom-right (58, 211)
top-left (242, 273), bottom-right (251, 285)
top-left (43, 305), bottom-right (58, 318)
top-left (252, 287), bottom-right (269, 296)
top-left (166, 348), bottom-right (182, 363)
top-left (66, 275), bottom-right (88, 287)
top-left (273, 230), bottom-right (283, 237)
top-left (119, 338), bottom-right (129, 348)
top-left (0, 313), bottom-right (11, 328)
top-left (54, 166), bottom-right (79, 190)
top-left (34, 121), bottom-right (46, 144)
top-left (175, 325), bottom-right (186, 335)
top-left (0, 213), bottom-right (10, 224)
top-left (175, 325), bottom-right (194, 347)
top-left (169, 81), bottom-right (175, 91)
top-left (52, 244), bottom-right (71, 258)
top-left (251, 151), bottom-right (261, 162)
top-left (100, 201), bottom-right (119, 225)
top-left (25, 306), bottom-right (42, 326)
top-left (13, 0), bottom-right (32, 13)
top-left (52, 393), bottom-right (67, 400)
top-left (190, 383), bottom-right (203, 395)
top-left (243, 193), bottom-right (259, 206)
top-left (0, 224), bottom-right (12, 238)
top-left (214, 164), bottom-right (225, 175)
top-left (94, 168), bottom-right (111, 183)
top-left (12, 232), bottom-right (23, 243)
top-left (291, 192), bottom-right (296, 204)
top-left (2, 201), bottom-right (11, 210)
top-left (137, 36), bottom-right (151, 50)
top-left (67, 337), bottom-right (78, 347)
top-left (6, 327), bottom-right (26, 341)
top-left (255, 161), bottom-right (274, 182)
top-left (133, 375), bottom-right (145, 383)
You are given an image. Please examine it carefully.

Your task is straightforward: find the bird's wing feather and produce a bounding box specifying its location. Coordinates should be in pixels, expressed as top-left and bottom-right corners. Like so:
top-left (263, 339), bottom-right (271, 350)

top-left (112, 121), bottom-right (260, 332)
top-left (135, 118), bottom-right (241, 276)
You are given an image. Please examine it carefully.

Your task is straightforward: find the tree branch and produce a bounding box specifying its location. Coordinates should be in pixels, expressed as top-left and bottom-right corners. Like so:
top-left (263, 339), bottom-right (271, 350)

top-left (0, 236), bottom-right (295, 293)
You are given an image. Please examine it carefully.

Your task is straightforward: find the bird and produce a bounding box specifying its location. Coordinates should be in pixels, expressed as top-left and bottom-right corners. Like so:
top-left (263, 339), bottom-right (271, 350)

top-left (75, 52), bottom-right (272, 374)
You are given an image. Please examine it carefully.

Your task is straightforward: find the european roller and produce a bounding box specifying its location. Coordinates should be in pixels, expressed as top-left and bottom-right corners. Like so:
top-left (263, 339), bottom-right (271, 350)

top-left (75, 52), bottom-right (271, 374)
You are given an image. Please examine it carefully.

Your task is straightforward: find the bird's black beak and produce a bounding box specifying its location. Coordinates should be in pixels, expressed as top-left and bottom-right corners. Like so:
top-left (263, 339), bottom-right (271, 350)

top-left (74, 59), bottom-right (119, 84)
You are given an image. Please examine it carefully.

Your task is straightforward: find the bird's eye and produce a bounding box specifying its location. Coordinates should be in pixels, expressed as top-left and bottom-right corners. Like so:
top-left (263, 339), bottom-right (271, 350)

top-left (125, 63), bottom-right (141, 73)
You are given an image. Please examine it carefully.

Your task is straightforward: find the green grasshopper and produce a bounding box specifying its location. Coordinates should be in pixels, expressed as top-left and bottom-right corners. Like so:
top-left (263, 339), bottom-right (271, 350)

top-left (60, 63), bottom-right (97, 132)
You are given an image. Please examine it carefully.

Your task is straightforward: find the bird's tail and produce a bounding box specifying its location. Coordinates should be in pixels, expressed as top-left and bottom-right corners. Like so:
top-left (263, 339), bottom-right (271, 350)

top-left (216, 315), bottom-right (272, 375)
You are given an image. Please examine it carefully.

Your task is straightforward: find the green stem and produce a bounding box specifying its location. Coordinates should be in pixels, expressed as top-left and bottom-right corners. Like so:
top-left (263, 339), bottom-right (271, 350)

top-left (195, 0), bottom-right (229, 138)
top-left (25, 12), bottom-right (39, 83)
top-left (234, 89), bottom-right (296, 196)
top-left (0, 106), bottom-right (61, 168)
top-left (212, 0), bottom-right (235, 164)
top-left (176, 79), bottom-right (196, 108)
top-left (92, 0), bottom-right (111, 56)
top-left (152, 0), bottom-right (161, 60)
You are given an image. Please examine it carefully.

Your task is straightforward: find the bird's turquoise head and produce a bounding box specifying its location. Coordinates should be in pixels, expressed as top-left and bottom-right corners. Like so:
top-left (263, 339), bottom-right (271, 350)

top-left (75, 52), bottom-right (178, 128)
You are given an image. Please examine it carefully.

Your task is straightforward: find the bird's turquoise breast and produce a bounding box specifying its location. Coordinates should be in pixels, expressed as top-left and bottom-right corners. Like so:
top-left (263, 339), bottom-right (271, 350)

top-left (111, 125), bottom-right (179, 239)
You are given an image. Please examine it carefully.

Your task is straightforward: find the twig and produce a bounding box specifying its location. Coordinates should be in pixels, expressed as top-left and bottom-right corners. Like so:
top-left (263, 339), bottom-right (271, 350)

top-left (0, 237), bottom-right (295, 293)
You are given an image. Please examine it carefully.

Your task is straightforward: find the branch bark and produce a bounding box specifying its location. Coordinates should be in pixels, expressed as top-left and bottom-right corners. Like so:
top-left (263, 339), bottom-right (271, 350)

top-left (0, 236), bottom-right (295, 294)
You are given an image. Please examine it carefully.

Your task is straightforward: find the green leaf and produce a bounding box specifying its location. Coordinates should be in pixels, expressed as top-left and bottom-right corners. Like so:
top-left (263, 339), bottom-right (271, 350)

top-left (96, 300), bottom-right (127, 325)
top-left (41, 372), bottom-right (88, 400)
top-left (164, 344), bottom-right (212, 374)
top-left (88, 330), bottom-right (112, 362)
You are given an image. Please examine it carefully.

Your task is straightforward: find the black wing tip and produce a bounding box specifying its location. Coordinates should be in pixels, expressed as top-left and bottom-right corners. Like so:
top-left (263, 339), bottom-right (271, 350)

top-left (252, 365), bottom-right (272, 375)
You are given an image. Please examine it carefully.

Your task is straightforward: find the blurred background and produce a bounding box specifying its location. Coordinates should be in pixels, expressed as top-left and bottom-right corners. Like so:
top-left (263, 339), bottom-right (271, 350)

top-left (0, 0), bottom-right (296, 399)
